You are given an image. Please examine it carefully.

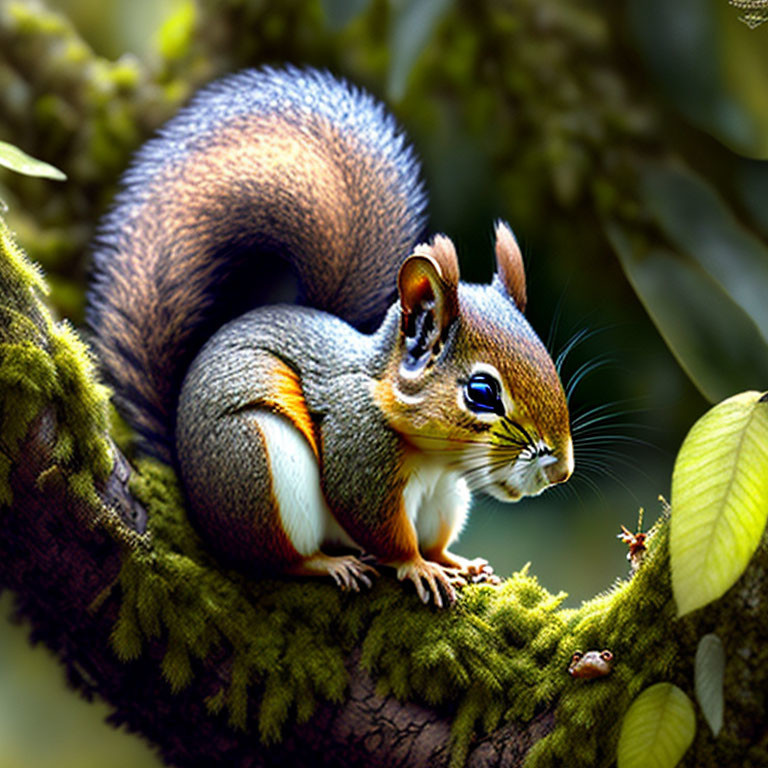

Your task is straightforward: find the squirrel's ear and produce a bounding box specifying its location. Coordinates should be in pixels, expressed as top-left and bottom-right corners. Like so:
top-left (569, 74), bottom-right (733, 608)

top-left (398, 235), bottom-right (460, 372)
top-left (494, 221), bottom-right (526, 312)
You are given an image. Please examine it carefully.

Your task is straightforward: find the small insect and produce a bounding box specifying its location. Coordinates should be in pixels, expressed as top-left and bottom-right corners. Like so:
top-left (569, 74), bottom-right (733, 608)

top-left (568, 649), bottom-right (614, 679)
top-left (618, 507), bottom-right (648, 575)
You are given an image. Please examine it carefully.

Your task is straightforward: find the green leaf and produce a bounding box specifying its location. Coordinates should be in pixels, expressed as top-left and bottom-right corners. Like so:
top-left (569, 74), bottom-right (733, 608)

top-left (671, 391), bottom-right (768, 616)
top-left (640, 164), bottom-right (768, 343)
top-left (387, 0), bottom-right (452, 101)
top-left (694, 633), bottom-right (725, 737)
top-left (155, 0), bottom-right (196, 61)
top-left (605, 220), bottom-right (768, 403)
top-left (617, 683), bottom-right (696, 768)
top-left (0, 141), bottom-right (66, 181)
top-left (320, 0), bottom-right (371, 30)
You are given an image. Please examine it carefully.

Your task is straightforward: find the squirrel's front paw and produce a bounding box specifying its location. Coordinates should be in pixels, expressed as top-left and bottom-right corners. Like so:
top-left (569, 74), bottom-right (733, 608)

top-left (394, 558), bottom-right (466, 607)
top-left (455, 557), bottom-right (501, 585)
top-left (429, 551), bottom-right (501, 585)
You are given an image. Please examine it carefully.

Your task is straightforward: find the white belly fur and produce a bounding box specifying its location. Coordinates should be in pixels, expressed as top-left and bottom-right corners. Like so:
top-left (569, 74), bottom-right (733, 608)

top-left (256, 411), bottom-right (356, 555)
top-left (256, 411), bottom-right (469, 556)
top-left (402, 459), bottom-right (471, 551)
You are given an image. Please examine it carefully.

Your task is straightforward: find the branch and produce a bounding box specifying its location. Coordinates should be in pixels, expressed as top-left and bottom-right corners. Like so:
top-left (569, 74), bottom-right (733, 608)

top-left (0, 405), bottom-right (555, 768)
top-left (0, 216), bottom-right (557, 767)
top-left (0, 198), bottom-right (765, 768)
top-left (1, 363), bottom-right (554, 768)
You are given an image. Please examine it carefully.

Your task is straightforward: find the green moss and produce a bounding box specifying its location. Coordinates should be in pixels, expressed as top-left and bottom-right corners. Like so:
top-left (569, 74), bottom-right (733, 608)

top-left (1, 211), bottom-right (761, 765)
top-left (524, 522), bottom-right (684, 768)
top-left (118, 461), bottom-right (353, 736)
top-left (0, 216), bottom-right (112, 512)
top-left (117, 458), bottom-right (688, 766)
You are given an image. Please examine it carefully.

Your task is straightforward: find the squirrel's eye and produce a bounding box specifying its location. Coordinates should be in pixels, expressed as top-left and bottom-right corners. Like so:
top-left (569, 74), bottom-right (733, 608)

top-left (464, 373), bottom-right (504, 415)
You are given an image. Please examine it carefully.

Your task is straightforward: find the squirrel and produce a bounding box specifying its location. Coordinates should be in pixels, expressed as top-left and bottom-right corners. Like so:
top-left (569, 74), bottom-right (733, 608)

top-left (87, 66), bottom-right (574, 607)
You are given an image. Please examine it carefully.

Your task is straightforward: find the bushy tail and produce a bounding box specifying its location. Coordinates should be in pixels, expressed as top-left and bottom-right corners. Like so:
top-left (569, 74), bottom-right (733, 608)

top-left (87, 66), bottom-right (427, 462)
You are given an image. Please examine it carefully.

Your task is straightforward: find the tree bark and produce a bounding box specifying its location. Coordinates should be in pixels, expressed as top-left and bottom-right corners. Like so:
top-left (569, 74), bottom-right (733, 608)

top-left (0, 405), bottom-right (556, 768)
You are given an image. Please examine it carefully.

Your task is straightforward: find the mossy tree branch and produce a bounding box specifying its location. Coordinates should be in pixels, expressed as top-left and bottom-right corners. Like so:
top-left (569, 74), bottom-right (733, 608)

top-left (0, 215), bottom-right (555, 767)
top-left (1, 210), bottom-right (767, 768)
top-left (1, 1), bottom-right (767, 764)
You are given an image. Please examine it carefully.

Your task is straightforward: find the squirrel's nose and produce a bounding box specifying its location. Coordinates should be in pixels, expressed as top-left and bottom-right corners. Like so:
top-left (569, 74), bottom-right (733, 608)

top-left (543, 450), bottom-right (574, 485)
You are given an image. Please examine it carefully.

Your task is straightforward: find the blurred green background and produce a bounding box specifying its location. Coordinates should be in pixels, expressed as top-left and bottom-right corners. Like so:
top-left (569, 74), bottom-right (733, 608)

top-left (0, 0), bottom-right (767, 764)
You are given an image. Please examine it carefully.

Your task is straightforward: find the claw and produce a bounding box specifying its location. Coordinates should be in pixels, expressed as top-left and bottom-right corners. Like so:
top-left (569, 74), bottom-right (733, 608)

top-left (429, 552), bottom-right (500, 585)
top-left (294, 553), bottom-right (378, 591)
top-left (395, 558), bottom-right (462, 607)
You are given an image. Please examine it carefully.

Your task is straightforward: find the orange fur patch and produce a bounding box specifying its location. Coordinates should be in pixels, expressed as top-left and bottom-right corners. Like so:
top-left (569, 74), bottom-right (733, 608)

top-left (264, 358), bottom-right (319, 458)
top-left (368, 478), bottom-right (422, 563)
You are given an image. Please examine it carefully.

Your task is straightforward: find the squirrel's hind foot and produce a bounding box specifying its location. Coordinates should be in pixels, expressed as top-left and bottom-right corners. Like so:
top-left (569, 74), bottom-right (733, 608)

top-left (290, 553), bottom-right (378, 592)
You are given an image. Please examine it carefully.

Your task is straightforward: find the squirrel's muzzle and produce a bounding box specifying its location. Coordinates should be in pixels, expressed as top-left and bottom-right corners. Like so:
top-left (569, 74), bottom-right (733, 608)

top-left (543, 446), bottom-right (574, 486)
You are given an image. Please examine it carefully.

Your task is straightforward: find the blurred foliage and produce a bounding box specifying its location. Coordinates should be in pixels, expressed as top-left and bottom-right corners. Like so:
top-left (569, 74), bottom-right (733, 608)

top-left (695, 633), bottom-right (725, 739)
top-left (630, 0), bottom-right (768, 160)
top-left (1, 0), bottom-right (767, 765)
top-left (0, 595), bottom-right (162, 768)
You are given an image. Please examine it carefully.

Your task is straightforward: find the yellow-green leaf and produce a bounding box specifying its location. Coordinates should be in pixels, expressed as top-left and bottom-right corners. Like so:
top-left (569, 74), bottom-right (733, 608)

top-left (671, 391), bottom-right (768, 616)
top-left (617, 683), bottom-right (696, 768)
top-left (694, 633), bottom-right (724, 737)
top-left (0, 140), bottom-right (66, 181)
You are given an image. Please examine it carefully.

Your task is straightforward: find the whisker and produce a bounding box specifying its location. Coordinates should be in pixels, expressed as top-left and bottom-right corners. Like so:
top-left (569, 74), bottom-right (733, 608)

top-left (565, 354), bottom-right (614, 403)
top-left (573, 457), bottom-right (627, 486)
top-left (499, 419), bottom-right (523, 438)
top-left (491, 430), bottom-right (527, 448)
top-left (545, 279), bottom-right (572, 353)
top-left (556, 476), bottom-right (583, 503)
top-left (574, 434), bottom-right (660, 449)
top-left (569, 392), bottom-right (661, 500)
top-left (442, 447), bottom-right (490, 468)
top-left (572, 407), bottom-right (649, 429)
top-left (576, 450), bottom-right (662, 487)
top-left (571, 399), bottom-right (647, 428)
top-left (547, 482), bottom-right (566, 499)
top-left (396, 432), bottom-right (492, 448)
top-left (480, 454), bottom-right (522, 475)
top-left (586, 464), bottom-right (641, 502)
top-left (462, 466), bottom-right (498, 491)
top-left (573, 422), bottom-right (660, 438)
top-left (457, 459), bottom-right (494, 475)
top-left (507, 419), bottom-right (535, 445)
top-left (569, 469), bottom-right (607, 501)
top-left (554, 327), bottom-right (603, 375)
top-left (454, 447), bottom-right (519, 477)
